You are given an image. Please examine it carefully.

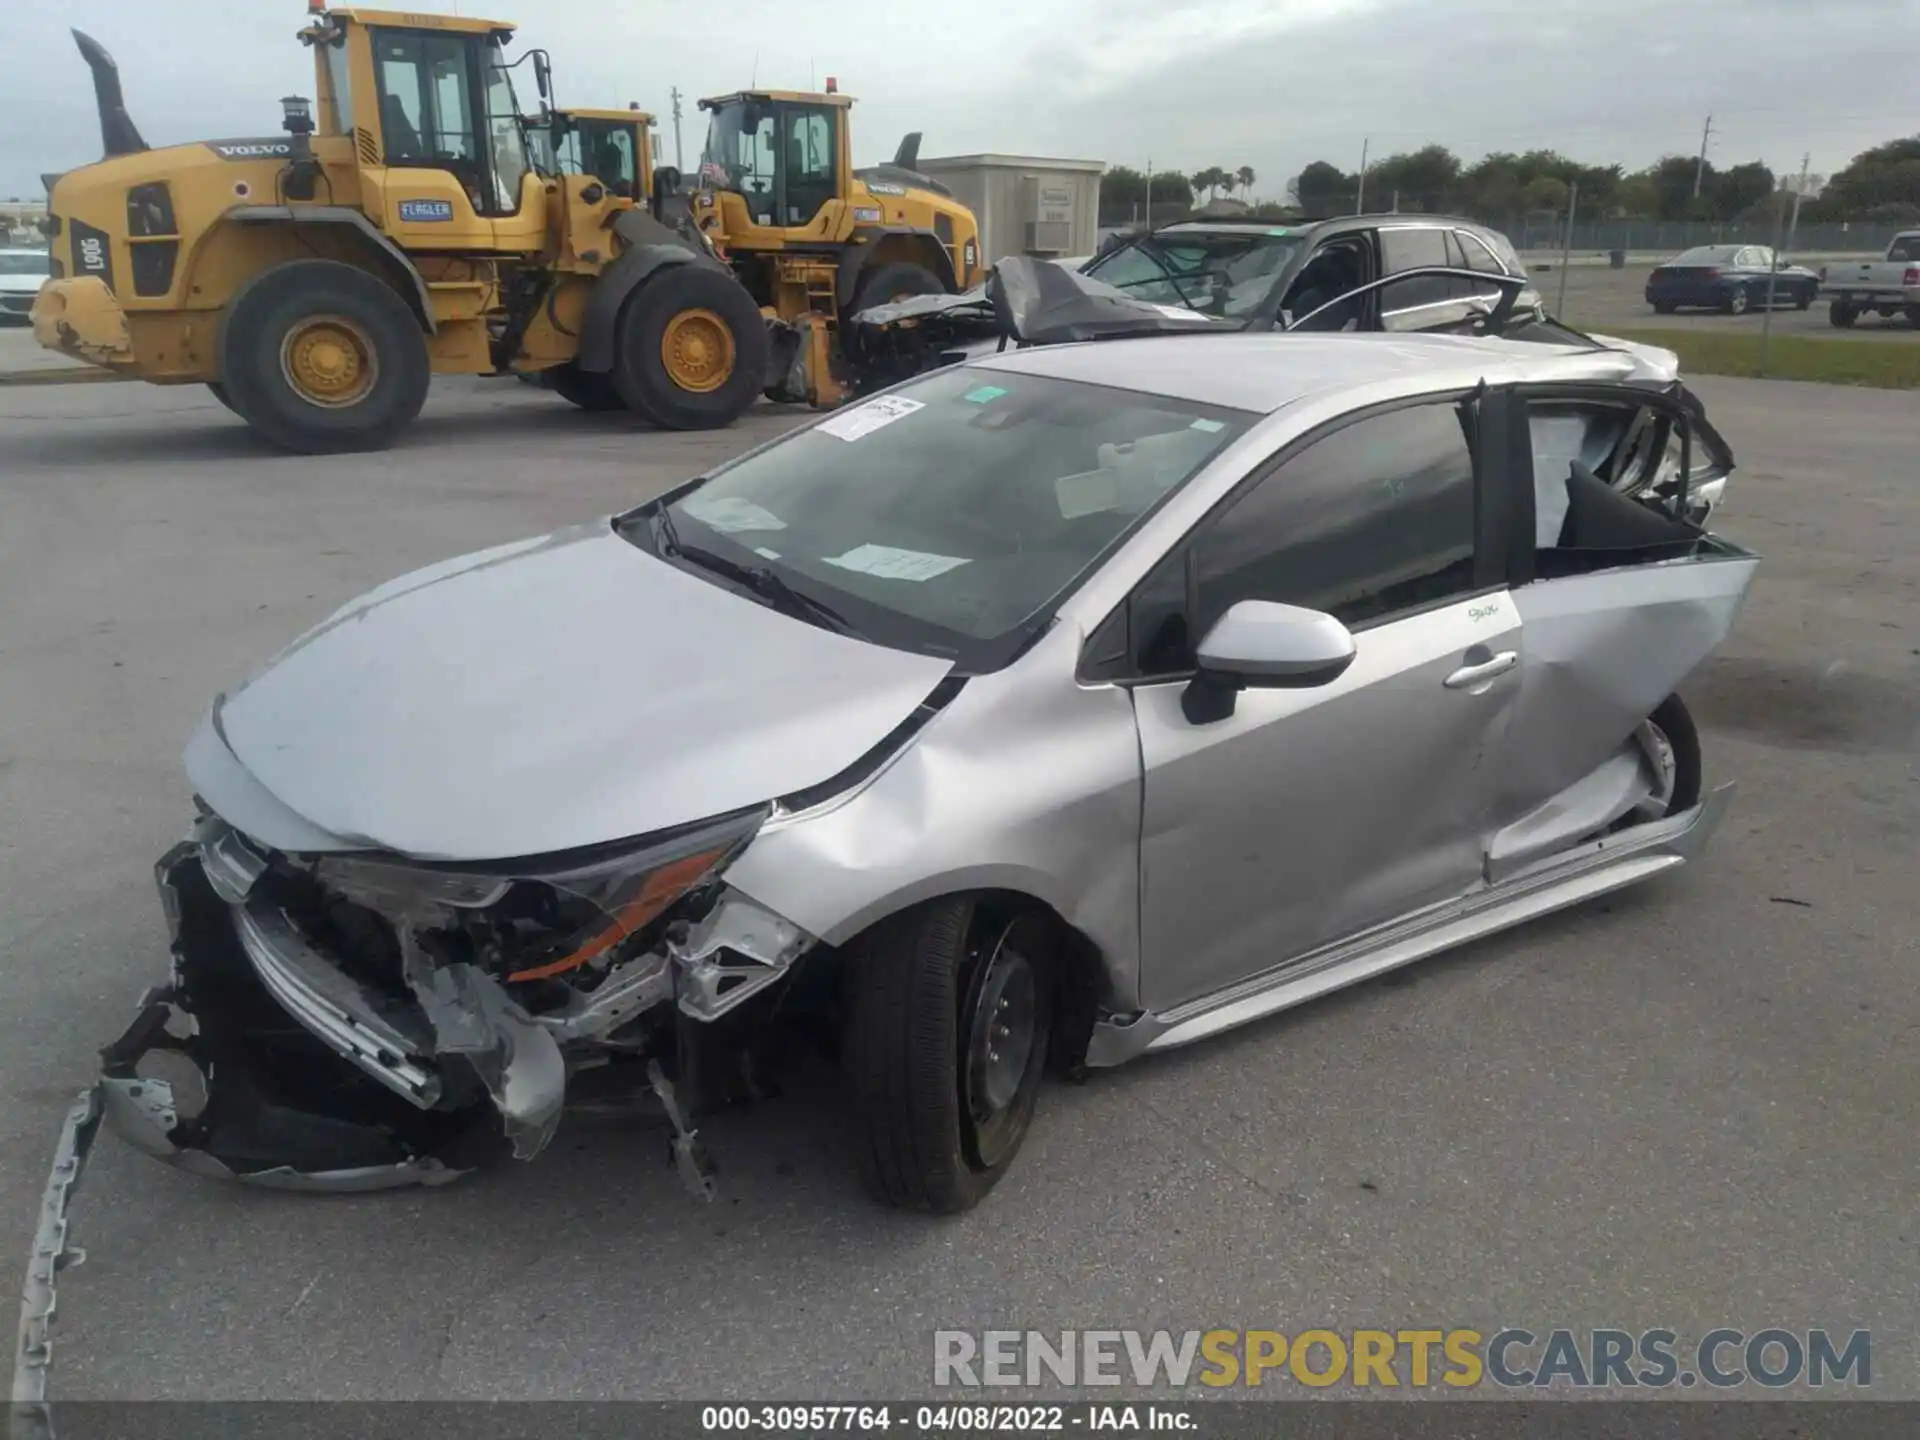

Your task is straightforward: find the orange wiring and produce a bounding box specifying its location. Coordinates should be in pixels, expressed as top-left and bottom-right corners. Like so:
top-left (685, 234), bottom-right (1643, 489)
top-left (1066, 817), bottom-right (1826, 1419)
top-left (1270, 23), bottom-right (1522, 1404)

top-left (506, 849), bottom-right (723, 982)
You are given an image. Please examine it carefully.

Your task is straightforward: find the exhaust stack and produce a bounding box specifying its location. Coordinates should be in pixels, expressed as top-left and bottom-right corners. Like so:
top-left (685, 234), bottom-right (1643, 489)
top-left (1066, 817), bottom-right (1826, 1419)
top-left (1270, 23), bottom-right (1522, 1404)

top-left (72, 29), bottom-right (149, 158)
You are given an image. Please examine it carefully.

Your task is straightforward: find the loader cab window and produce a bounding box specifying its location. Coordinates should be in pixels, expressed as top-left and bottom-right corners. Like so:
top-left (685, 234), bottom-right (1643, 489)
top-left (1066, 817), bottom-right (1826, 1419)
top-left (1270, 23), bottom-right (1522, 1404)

top-left (372, 28), bottom-right (528, 215)
top-left (781, 106), bottom-right (838, 225)
top-left (320, 35), bottom-right (354, 133)
top-left (575, 119), bottom-right (638, 198)
top-left (701, 100), bottom-right (779, 222)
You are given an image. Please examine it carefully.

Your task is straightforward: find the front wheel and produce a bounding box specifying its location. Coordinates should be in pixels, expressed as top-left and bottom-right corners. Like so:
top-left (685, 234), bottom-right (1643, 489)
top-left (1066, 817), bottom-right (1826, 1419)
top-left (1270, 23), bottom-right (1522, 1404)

top-left (1795, 285), bottom-right (1814, 311)
top-left (841, 897), bottom-right (1054, 1212)
top-left (612, 264), bottom-right (768, 430)
top-left (1907, 304), bottom-right (1920, 329)
top-left (1721, 285), bottom-right (1750, 316)
top-left (1651, 300), bottom-right (1677, 315)
top-left (217, 259), bottom-right (430, 454)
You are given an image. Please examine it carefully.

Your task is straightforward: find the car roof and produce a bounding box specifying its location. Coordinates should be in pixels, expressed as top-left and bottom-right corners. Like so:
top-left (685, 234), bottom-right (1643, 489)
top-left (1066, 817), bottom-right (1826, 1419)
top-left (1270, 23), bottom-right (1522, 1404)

top-left (971, 332), bottom-right (1644, 414)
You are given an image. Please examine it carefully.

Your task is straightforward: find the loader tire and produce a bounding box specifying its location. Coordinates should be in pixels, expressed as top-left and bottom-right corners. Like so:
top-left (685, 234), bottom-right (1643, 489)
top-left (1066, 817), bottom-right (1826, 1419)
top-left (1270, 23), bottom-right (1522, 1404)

top-left (612, 265), bottom-right (767, 430)
top-left (217, 260), bottom-right (430, 455)
top-left (546, 362), bottom-right (624, 412)
top-left (848, 260), bottom-right (947, 318)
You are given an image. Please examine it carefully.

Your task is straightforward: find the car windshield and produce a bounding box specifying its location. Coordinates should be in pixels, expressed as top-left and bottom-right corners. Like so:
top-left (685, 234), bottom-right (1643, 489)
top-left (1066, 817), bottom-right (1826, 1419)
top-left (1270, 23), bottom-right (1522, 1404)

top-left (622, 366), bottom-right (1255, 670)
top-left (1084, 230), bottom-right (1304, 319)
top-left (0, 252), bottom-right (49, 276)
top-left (1672, 246), bottom-right (1741, 265)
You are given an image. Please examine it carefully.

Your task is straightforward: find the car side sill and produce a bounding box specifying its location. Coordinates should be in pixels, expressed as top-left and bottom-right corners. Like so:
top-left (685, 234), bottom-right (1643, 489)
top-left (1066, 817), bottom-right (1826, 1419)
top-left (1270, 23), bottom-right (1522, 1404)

top-left (1086, 783), bottom-right (1732, 1067)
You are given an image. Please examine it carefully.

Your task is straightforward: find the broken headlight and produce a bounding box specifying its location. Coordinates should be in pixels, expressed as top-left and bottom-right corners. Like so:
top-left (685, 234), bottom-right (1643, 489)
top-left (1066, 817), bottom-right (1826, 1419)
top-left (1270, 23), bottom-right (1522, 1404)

top-left (302, 806), bottom-right (769, 990)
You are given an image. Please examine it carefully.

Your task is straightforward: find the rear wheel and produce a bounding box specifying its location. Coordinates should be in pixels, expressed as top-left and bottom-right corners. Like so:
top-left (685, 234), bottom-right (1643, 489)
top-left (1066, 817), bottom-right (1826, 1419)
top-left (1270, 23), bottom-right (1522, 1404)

top-left (1629, 694), bottom-right (1703, 823)
top-left (1795, 284), bottom-right (1815, 310)
top-left (545, 362), bottom-right (624, 412)
top-left (1721, 285), bottom-right (1750, 316)
top-left (206, 382), bottom-right (238, 413)
top-left (1829, 300), bottom-right (1856, 328)
top-left (217, 260), bottom-right (429, 454)
top-left (1907, 304), bottom-right (1920, 329)
top-left (1651, 301), bottom-right (1676, 315)
top-left (842, 896), bottom-right (1054, 1213)
top-left (612, 264), bottom-right (768, 430)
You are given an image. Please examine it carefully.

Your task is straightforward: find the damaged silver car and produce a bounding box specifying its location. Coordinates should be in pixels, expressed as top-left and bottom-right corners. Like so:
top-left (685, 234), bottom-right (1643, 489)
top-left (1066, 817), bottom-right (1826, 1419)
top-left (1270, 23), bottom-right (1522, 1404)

top-left (87, 331), bottom-right (1753, 1218)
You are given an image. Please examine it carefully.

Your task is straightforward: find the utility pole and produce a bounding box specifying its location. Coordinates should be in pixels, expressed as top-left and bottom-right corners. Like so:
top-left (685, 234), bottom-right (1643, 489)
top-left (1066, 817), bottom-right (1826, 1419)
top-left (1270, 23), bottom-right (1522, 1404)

top-left (1144, 156), bottom-right (1152, 225)
top-left (669, 87), bottom-right (685, 176)
top-left (1556, 181), bottom-right (1578, 316)
top-left (1691, 113), bottom-right (1713, 199)
top-left (1355, 137), bottom-right (1369, 214)
top-left (1761, 153), bottom-right (1812, 377)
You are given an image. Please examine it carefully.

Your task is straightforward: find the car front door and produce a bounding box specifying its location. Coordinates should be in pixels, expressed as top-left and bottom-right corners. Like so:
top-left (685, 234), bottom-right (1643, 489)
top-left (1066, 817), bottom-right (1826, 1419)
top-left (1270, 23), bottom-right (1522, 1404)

top-left (1122, 396), bottom-right (1524, 1013)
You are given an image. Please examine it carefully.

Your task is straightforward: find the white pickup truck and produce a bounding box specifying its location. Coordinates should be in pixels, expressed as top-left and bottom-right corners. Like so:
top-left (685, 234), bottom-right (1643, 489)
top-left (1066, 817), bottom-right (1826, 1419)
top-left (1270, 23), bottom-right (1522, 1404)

top-left (1819, 231), bottom-right (1920, 328)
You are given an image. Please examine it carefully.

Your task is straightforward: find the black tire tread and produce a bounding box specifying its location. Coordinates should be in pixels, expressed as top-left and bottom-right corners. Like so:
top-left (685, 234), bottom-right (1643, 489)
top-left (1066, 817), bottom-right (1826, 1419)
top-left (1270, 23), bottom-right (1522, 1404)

top-left (612, 265), bottom-right (768, 430)
top-left (842, 895), bottom-right (978, 1212)
top-left (1650, 692), bottom-right (1703, 813)
top-left (217, 259), bottom-right (429, 454)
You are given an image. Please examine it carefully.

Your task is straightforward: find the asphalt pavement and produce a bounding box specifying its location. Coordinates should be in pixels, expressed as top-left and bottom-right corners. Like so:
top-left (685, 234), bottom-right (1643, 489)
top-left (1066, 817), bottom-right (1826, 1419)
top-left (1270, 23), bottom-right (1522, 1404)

top-left (1, 375), bottom-right (1916, 1400)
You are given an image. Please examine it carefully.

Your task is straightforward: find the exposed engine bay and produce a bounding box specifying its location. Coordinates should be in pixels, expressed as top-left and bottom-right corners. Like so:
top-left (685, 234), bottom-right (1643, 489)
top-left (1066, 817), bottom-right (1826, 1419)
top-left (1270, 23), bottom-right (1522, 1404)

top-left (97, 807), bottom-right (818, 1195)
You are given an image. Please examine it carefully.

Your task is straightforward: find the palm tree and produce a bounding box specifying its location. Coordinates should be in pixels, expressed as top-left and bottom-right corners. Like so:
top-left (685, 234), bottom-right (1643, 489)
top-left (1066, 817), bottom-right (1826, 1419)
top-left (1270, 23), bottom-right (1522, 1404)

top-left (1235, 165), bottom-right (1256, 201)
top-left (1190, 167), bottom-right (1219, 202)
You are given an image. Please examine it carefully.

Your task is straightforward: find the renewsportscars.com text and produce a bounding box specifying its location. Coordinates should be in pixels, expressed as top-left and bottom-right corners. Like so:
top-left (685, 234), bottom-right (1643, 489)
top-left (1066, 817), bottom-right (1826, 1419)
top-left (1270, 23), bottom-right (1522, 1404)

top-left (933, 1328), bottom-right (1872, 1390)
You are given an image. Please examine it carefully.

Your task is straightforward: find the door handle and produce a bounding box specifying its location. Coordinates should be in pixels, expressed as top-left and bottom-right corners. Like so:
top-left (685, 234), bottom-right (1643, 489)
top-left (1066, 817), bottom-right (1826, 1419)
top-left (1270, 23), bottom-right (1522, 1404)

top-left (1443, 650), bottom-right (1518, 689)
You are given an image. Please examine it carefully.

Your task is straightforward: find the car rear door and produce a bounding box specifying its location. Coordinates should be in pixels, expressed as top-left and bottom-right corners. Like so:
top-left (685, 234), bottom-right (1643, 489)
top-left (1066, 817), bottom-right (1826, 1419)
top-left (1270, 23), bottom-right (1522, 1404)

top-left (1113, 393), bottom-right (1525, 1013)
top-left (1377, 224), bottom-right (1479, 333)
top-left (1482, 383), bottom-right (1758, 875)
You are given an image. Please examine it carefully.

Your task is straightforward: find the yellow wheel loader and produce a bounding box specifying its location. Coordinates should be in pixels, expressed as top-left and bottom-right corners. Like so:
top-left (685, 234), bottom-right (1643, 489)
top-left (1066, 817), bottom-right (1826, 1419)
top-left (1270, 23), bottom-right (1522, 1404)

top-left (681, 87), bottom-right (983, 404)
top-left (31, 7), bottom-right (771, 452)
top-left (530, 89), bottom-right (987, 407)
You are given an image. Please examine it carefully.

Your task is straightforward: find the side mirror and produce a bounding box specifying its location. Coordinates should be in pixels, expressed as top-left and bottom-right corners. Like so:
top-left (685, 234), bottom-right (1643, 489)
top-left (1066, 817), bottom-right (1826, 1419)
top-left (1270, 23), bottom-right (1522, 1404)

top-left (1182, 600), bottom-right (1356, 724)
top-left (532, 51), bottom-right (552, 106)
top-left (654, 165), bottom-right (682, 195)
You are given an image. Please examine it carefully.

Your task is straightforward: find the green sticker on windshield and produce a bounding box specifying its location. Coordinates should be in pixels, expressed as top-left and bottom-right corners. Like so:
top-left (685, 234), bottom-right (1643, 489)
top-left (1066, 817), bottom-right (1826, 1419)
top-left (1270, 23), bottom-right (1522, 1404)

top-left (964, 384), bottom-right (1008, 404)
top-left (1190, 418), bottom-right (1225, 433)
top-left (1267, 227), bottom-right (1297, 236)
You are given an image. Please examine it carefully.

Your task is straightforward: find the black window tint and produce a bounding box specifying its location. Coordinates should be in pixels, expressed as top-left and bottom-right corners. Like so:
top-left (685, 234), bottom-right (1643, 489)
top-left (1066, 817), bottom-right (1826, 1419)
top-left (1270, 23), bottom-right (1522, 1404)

top-left (1129, 551), bottom-right (1191, 676)
top-left (1192, 404), bottom-right (1478, 638)
top-left (1379, 228), bottom-right (1451, 309)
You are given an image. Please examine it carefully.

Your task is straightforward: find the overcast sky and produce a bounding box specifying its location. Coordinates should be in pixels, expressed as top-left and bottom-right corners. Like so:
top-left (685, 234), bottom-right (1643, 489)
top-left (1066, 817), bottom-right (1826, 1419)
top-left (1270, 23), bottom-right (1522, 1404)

top-left (7, 0), bottom-right (1917, 201)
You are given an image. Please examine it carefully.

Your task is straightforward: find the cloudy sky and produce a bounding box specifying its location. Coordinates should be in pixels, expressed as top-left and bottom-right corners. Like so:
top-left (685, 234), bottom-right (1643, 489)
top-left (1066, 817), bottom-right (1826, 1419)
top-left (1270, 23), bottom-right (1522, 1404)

top-left (6, 0), bottom-right (1917, 201)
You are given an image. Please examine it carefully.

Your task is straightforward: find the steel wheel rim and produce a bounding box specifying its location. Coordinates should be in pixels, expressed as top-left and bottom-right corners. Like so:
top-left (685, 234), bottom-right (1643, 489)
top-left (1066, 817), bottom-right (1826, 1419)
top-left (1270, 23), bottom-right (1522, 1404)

top-left (660, 307), bottom-right (735, 393)
top-left (961, 925), bottom-right (1039, 1169)
top-left (280, 314), bottom-right (377, 407)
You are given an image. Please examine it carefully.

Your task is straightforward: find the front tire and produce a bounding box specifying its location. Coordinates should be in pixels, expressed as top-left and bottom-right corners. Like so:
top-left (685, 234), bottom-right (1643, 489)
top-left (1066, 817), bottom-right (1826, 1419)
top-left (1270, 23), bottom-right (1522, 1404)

top-left (217, 260), bottom-right (429, 454)
top-left (1795, 285), bottom-right (1814, 311)
top-left (848, 259), bottom-right (948, 318)
top-left (1721, 285), bottom-right (1750, 316)
top-left (612, 264), bottom-right (768, 430)
top-left (842, 897), bottom-right (1053, 1213)
top-left (1651, 300), bottom-right (1677, 315)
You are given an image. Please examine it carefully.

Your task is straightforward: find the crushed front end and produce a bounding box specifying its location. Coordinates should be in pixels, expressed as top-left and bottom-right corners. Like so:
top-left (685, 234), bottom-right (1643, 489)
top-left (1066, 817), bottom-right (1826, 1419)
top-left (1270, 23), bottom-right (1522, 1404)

top-left (97, 806), bottom-right (814, 1193)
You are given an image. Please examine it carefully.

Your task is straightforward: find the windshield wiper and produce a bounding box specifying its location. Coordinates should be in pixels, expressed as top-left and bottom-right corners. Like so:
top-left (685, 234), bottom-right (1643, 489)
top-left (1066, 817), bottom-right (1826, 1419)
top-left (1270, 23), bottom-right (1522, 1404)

top-left (653, 509), bottom-right (857, 637)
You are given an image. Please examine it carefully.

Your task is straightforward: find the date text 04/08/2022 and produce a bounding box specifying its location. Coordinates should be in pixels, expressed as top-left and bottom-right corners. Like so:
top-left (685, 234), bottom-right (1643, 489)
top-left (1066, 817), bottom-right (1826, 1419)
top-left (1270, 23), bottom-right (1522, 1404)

top-left (700, 1404), bottom-right (1195, 1432)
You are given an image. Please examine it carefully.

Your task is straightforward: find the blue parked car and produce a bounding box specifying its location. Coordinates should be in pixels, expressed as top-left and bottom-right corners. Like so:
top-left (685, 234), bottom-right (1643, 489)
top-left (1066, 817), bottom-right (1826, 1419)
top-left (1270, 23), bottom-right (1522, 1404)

top-left (1646, 245), bottom-right (1820, 315)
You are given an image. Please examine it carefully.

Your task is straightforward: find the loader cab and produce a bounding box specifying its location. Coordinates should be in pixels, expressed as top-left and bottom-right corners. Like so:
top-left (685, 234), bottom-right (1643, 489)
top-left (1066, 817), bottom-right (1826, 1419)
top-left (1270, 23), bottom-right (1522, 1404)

top-left (696, 89), bottom-right (853, 244)
top-left (545, 107), bottom-right (656, 201)
top-left (306, 8), bottom-right (543, 246)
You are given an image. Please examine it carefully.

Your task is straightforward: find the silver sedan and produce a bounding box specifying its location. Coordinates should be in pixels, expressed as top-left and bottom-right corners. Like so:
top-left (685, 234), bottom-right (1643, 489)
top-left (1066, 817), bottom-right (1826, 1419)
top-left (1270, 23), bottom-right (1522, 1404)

top-left (92, 331), bottom-right (1755, 1213)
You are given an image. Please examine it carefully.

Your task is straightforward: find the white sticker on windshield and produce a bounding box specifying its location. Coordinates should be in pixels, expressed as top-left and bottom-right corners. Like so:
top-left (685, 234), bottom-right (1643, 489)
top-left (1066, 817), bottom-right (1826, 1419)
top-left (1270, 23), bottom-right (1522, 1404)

top-left (1151, 303), bottom-right (1204, 321)
top-left (682, 495), bottom-right (787, 533)
top-left (824, 543), bottom-right (970, 582)
top-left (815, 395), bottom-right (926, 442)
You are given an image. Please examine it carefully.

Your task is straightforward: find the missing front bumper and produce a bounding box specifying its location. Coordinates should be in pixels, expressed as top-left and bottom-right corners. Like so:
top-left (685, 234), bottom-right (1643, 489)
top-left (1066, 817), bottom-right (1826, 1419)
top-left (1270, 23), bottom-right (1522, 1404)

top-left (92, 843), bottom-right (546, 1191)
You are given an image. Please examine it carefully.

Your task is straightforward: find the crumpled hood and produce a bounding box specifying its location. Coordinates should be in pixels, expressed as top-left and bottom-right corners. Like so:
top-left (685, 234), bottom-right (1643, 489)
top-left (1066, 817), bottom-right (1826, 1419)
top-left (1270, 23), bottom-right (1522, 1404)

top-left (197, 521), bottom-right (953, 861)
